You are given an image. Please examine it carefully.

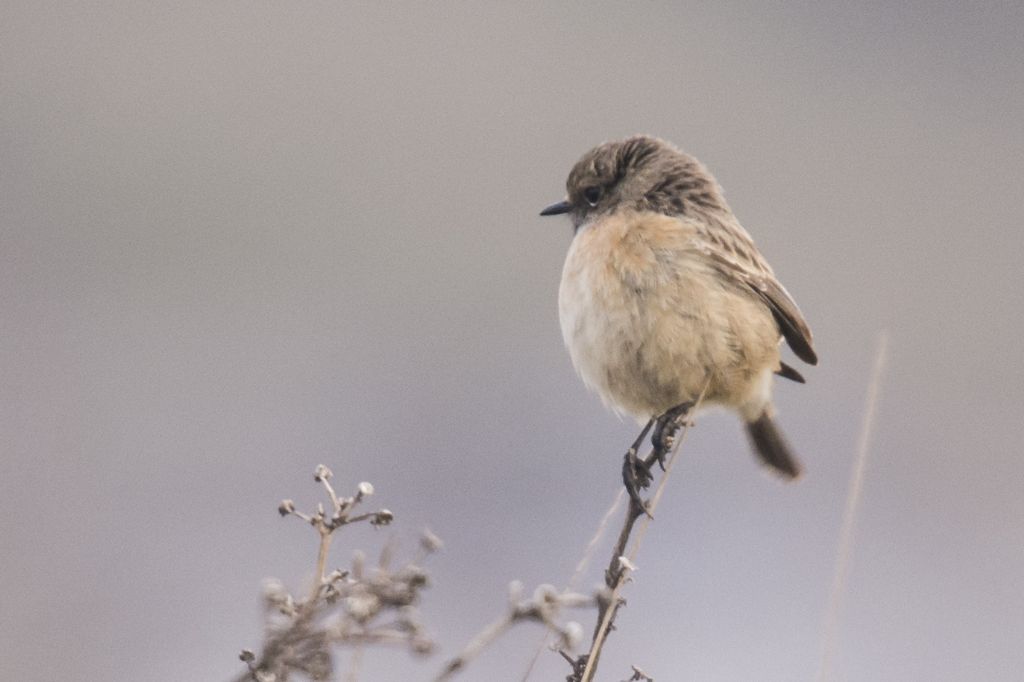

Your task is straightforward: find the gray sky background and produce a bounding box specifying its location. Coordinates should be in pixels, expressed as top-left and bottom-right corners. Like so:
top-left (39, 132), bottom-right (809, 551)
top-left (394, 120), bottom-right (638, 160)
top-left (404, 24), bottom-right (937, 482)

top-left (3, 2), bottom-right (1023, 680)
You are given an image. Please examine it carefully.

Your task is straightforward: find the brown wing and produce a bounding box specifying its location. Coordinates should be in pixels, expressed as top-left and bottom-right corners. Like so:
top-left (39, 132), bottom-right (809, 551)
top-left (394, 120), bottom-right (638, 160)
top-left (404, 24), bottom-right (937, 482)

top-left (696, 217), bottom-right (818, 366)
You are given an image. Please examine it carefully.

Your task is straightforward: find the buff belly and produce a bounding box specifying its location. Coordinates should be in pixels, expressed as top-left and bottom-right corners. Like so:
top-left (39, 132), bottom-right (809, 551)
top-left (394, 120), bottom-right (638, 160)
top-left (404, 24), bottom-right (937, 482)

top-left (558, 212), bottom-right (781, 421)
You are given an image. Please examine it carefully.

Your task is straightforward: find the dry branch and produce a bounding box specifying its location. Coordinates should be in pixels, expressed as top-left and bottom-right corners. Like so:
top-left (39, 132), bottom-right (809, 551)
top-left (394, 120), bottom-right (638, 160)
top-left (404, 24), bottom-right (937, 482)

top-left (236, 466), bottom-right (438, 682)
top-left (570, 386), bottom-right (707, 682)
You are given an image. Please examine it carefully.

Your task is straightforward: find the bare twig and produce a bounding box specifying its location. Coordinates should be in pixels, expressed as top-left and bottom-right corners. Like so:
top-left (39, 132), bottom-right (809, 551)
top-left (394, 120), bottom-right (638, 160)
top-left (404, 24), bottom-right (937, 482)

top-left (573, 384), bottom-right (709, 682)
top-left (623, 665), bottom-right (654, 681)
top-left (236, 466), bottom-right (436, 682)
top-left (434, 583), bottom-right (599, 681)
top-left (816, 332), bottom-right (888, 682)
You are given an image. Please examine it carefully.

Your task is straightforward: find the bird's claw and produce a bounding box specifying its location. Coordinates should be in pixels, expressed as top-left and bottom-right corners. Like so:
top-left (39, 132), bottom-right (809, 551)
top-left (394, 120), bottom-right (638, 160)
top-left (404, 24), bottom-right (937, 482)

top-left (621, 403), bottom-right (694, 515)
top-left (622, 449), bottom-right (652, 514)
top-left (649, 420), bottom-right (675, 470)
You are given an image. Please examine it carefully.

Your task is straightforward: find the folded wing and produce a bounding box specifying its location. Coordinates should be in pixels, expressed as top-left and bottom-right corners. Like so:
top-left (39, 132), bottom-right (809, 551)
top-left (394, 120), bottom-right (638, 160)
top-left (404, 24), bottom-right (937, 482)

top-left (696, 218), bottom-right (818, 366)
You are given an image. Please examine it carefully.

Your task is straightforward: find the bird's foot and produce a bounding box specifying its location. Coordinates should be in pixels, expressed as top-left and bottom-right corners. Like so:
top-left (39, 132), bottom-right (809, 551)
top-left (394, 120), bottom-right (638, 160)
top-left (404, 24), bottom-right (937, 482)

top-left (622, 448), bottom-right (653, 515)
top-left (647, 402), bottom-right (695, 471)
top-left (620, 404), bottom-right (694, 515)
top-left (622, 419), bottom-right (656, 514)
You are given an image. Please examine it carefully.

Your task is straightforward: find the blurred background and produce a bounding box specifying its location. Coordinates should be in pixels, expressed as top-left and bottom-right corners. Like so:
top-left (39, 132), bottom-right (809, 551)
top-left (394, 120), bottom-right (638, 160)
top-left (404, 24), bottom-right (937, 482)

top-left (3, 2), bottom-right (1022, 680)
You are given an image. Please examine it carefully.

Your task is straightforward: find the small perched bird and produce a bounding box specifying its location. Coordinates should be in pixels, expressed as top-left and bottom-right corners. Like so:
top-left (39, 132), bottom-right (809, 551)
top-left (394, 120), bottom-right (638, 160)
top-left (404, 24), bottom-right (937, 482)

top-left (541, 135), bottom-right (817, 483)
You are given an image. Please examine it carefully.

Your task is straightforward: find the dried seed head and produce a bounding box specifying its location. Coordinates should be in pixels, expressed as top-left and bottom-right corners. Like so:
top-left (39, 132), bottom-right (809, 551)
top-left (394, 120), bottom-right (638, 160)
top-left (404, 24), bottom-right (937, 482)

top-left (402, 564), bottom-right (429, 588)
top-left (533, 584), bottom-right (558, 604)
top-left (277, 499), bottom-right (296, 516)
top-left (324, 583), bottom-right (340, 604)
top-left (260, 578), bottom-right (295, 615)
top-left (371, 509), bottom-right (394, 526)
top-left (412, 635), bottom-right (435, 655)
top-left (562, 621), bottom-right (584, 650)
top-left (507, 580), bottom-right (524, 605)
top-left (357, 481), bottom-right (374, 497)
top-left (345, 591), bottom-right (381, 621)
top-left (261, 578), bottom-right (288, 602)
top-left (313, 464), bottom-right (333, 482)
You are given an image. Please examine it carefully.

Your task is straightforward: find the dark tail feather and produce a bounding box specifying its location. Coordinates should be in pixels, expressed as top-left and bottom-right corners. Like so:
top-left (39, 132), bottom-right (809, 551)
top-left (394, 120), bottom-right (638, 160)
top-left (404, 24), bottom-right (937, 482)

top-left (775, 361), bottom-right (805, 383)
top-left (745, 412), bottom-right (802, 479)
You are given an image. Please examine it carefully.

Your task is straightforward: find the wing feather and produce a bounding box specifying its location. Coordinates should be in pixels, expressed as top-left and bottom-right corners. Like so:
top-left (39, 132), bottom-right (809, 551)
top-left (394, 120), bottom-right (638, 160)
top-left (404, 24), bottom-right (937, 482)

top-left (696, 218), bottom-right (818, 366)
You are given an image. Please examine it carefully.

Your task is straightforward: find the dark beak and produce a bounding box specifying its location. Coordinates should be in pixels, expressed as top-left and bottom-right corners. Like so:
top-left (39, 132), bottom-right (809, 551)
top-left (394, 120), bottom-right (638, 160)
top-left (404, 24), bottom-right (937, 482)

top-left (539, 199), bottom-right (572, 216)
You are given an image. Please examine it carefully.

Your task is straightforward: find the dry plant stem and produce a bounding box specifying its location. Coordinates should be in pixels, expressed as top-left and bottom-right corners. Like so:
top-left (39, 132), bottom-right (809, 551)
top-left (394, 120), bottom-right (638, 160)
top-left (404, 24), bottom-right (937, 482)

top-left (320, 474), bottom-right (341, 510)
top-left (816, 332), bottom-right (888, 682)
top-left (239, 470), bottom-right (420, 682)
top-left (438, 613), bottom-right (516, 679)
top-left (436, 586), bottom-right (597, 681)
top-left (580, 493), bottom-right (661, 680)
top-left (579, 385), bottom-right (707, 682)
top-left (309, 474), bottom-right (340, 599)
top-left (313, 529), bottom-right (333, 598)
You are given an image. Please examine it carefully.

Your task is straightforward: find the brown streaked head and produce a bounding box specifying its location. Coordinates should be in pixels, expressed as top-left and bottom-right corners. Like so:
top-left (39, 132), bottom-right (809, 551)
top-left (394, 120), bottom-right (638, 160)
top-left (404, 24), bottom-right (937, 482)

top-left (539, 135), bottom-right (727, 229)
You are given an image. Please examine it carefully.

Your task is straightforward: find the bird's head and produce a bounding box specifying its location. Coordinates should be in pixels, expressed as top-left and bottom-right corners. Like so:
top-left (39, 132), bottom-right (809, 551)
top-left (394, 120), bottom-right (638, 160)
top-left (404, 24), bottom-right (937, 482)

top-left (540, 135), bottom-right (725, 230)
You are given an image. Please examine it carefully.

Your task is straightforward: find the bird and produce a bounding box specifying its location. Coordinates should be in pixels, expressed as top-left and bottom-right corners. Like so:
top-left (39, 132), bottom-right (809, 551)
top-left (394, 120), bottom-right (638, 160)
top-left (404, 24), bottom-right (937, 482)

top-left (540, 135), bottom-right (817, 493)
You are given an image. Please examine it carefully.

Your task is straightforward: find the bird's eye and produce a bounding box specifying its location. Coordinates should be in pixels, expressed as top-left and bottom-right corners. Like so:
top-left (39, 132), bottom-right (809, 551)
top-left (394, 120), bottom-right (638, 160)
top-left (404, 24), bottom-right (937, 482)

top-left (583, 186), bottom-right (602, 207)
